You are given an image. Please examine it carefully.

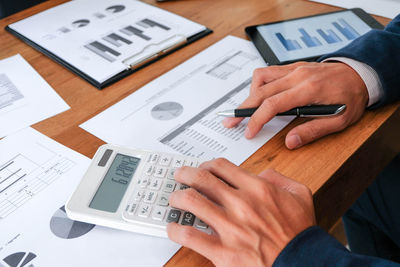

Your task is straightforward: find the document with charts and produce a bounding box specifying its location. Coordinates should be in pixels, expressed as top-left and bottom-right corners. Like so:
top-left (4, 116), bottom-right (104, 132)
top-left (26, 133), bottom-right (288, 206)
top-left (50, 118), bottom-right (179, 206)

top-left (81, 36), bottom-right (294, 165)
top-left (0, 128), bottom-right (180, 266)
top-left (6, 0), bottom-right (210, 88)
top-left (0, 54), bottom-right (69, 138)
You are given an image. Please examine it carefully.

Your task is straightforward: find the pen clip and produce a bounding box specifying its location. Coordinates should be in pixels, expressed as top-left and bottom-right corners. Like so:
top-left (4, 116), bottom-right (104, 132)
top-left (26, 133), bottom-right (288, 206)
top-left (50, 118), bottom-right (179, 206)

top-left (122, 34), bottom-right (187, 70)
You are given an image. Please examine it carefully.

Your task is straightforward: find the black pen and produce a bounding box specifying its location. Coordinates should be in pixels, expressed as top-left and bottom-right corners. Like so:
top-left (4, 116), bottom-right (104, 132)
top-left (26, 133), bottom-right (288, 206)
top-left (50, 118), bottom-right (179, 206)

top-left (217, 104), bottom-right (346, 117)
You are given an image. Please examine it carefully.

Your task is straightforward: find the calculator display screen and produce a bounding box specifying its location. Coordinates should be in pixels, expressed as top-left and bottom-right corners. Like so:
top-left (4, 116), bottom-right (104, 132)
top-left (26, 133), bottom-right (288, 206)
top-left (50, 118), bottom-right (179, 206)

top-left (89, 154), bottom-right (140, 213)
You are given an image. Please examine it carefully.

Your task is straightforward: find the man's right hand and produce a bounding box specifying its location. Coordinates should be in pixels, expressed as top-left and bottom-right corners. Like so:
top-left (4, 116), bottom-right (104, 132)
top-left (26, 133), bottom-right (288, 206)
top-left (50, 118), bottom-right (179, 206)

top-left (223, 61), bottom-right (369, 149)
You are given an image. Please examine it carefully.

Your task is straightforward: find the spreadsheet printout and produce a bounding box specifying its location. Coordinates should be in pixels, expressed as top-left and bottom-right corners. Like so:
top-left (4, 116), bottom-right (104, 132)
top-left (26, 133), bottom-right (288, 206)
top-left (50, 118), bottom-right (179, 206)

top-left (0, 55), bottom-right (69, 138)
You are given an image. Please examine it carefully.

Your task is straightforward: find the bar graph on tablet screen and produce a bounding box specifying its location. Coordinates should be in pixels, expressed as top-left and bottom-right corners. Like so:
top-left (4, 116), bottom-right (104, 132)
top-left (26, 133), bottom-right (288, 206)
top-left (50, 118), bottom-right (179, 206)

top-left (276, 18), bottom-right (360, 51)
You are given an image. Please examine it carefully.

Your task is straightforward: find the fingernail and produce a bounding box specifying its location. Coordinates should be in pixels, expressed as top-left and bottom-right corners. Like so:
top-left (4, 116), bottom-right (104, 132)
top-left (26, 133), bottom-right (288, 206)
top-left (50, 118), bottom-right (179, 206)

top-left (287, 135), bottom-right (302, 149)
top-left (245, 127), bottom-right (252, 138)
top-left (222, 118), bottom-right (231, 127)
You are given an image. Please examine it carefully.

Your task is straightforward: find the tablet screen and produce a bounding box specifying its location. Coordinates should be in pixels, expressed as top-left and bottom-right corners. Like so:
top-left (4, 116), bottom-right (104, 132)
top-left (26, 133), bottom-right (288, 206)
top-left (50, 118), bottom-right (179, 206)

top-left (256, 10), bottom-right (372, 62)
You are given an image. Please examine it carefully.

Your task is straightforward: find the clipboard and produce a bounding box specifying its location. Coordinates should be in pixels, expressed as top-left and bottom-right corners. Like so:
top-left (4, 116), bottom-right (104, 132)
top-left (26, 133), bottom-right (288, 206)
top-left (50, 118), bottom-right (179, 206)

top-left (5, 0), bottom-right (212, 89)
top-left (5, 26), bottom-right (212, 89)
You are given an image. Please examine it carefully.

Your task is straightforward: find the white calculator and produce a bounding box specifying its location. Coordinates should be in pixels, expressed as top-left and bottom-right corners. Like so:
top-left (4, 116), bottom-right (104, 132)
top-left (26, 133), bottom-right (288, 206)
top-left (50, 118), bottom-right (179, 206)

top-left (66, 144), bottom-right (211, 238)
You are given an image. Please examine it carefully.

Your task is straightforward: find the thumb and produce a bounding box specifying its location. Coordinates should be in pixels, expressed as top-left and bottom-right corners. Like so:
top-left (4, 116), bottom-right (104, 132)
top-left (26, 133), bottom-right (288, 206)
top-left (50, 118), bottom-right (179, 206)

top-left (285, 116), bottom-right (347, 150)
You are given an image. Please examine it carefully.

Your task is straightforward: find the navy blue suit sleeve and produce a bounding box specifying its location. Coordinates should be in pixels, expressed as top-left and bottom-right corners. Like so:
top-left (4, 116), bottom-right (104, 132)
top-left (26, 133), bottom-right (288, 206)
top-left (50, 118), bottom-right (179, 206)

top-left (319, 14), bottom-right (400, 108)
top-left (273, 226), bottom-right (400, 266)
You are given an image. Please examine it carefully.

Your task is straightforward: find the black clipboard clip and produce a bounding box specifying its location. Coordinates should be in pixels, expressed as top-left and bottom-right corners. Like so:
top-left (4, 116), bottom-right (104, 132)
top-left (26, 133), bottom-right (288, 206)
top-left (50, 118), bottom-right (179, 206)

top-left (122, 34), bottom-right (187, 70)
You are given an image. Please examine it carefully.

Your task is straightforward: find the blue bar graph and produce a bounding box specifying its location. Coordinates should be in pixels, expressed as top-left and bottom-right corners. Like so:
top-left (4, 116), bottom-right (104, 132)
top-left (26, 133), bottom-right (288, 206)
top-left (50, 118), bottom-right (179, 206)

top-left (333, 18), bottom-right (360, 40)
top-left (316, 28), bottom-right (342, 44)
top-left (275, 32), bottom-right (302, 51)
top-left (298, 28), bottom-right (322, 47)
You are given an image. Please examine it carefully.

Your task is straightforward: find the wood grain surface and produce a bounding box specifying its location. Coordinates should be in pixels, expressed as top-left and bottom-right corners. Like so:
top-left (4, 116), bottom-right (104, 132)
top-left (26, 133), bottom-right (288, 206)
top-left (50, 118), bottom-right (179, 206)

top-left (0, 1), bottom-right (398, 266)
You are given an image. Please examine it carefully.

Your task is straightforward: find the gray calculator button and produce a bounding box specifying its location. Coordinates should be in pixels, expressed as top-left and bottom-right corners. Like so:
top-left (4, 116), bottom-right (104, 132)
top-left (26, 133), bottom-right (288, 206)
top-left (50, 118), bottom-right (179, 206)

top-left (138, 204), bottom-right (152, 218)
top-left (163, 181), bottom-right (176, 193)
top-left (157, 193), bottom-right (169, 206)
top-left (98, 149), bottom-right (113, 166)
top-left (181, 212), bottom-right (195, 226)
top-left (194, 218), bottom-right (208, 229)
top-left (166, 209), bottom-right (181, 223)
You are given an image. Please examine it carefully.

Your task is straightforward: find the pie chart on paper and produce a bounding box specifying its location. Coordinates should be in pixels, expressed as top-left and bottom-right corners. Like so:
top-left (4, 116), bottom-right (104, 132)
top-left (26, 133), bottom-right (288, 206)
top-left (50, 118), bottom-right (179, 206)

top-left (49, 206), bottom-right (95, 239)
top-left (2, 252), bottom-right (36, 267)
top-left (151, 102), bottom-right (184, 121)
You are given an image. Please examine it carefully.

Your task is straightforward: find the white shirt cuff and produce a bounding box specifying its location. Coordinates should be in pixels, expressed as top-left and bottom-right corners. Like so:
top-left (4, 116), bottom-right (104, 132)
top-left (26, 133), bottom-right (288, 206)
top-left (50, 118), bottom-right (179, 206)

top-left (322, 57), bottom-right (383, 107)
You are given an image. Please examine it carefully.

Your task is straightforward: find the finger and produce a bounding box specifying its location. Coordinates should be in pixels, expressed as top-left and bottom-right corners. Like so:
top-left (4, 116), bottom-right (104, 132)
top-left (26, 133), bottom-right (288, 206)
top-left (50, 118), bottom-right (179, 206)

top-left (223, 64), bottom-right (302, 129)
top-left (169, 188), bottom-right (228, 227)
top-left (250, 63), bottom-right (306, 92)
top-left (199, 158), bottom-right (255, 189)
top-left (174, 166), bottom-right (235, 205)
top-left (285, 115), bottom-right (348, 150)
top-left (258, 169), bottom-right (308, 196)
top-left (222, 95), bottom-right (261, 128)
top-left (245, 86), bottom-right (317, 139)
top-left (167, 223), bottom-right (220, 260)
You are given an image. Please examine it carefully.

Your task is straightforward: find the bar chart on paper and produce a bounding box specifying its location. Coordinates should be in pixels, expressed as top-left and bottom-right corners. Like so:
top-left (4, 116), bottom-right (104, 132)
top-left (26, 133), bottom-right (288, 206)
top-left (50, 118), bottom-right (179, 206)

top-left (84, 18), bottom-right (171, 63)
top-left (0, 140), bottom-right (76, 219)
top-left (275, 18), bottom-right (360, 51)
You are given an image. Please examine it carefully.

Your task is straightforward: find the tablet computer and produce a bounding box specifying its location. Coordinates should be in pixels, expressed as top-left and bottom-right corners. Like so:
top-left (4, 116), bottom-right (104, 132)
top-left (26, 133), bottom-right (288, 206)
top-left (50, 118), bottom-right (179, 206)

top-left (245, 8), bottom-right (383, 65)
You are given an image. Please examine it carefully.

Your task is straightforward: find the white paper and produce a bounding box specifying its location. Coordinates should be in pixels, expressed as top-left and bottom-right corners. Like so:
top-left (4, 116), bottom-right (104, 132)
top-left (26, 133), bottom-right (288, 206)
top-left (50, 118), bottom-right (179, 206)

top-left (0, 55), bottom-right (69, 138)
top-left (0, 128), bottom-right (180, 266)
top-left (309, 0), bottom-right (400, 19)
top-left (8, 0), bottom-right (206, 83)
top-left (81, 36), bottom-right (294, 165)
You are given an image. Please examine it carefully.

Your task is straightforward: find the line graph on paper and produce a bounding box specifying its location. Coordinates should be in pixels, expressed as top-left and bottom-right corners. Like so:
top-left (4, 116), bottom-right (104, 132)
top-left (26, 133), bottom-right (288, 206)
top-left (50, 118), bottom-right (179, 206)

top-left (0, 142), bottom-right (76, 220)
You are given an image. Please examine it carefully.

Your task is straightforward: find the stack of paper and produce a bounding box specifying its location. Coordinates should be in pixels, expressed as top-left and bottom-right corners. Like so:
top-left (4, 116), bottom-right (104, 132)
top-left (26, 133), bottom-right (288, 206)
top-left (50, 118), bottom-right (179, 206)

top-left (309, 0), bottom-right (400, 19)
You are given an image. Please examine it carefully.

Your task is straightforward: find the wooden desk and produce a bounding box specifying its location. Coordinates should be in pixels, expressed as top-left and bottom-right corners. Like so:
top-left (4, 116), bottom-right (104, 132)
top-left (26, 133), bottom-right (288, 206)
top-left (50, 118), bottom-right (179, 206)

top-left (0, 0), bottom-right (398, 266)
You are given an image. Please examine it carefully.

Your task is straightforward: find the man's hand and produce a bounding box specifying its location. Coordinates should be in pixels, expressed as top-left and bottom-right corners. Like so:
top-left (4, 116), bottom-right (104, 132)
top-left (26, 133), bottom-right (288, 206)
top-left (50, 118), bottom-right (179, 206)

top-left (167, 158), bottom-right (316, 267)
top-left (223, 62), bottom-right (369, 149)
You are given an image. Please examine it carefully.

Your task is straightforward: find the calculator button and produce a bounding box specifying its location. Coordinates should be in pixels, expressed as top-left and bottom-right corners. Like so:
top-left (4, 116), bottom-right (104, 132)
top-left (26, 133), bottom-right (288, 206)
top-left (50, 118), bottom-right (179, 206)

top-left (143, 191), bottom-right (158, 204)
top-left (144, 165), bottom-right (155, 176)
top-left (139, 177), bottom-right (150, 188)
top-left (172, 158), bottom-right (184, 168)
top-left (128, 203), bottom-right (139, 215)
top-left (150, 153), bottom-right (160, 164)
top-left (167, 168), bottom-right (176, 180)
top-left (133, 189), bottom-right (145, 201)
top-left (163, 181), bottom-right (176, 193)
top-left (194, 218), bottom-right (208, 229)
top-left (157, 193), bottom-right (170, 206)
top-left (181, 212), bottom-right (195, 226)
top-left (159, 155), bottom-right (172, 166)
top-left (184, 159), bottom-right (198, 167)
top-left (149, 178), bottom-right (163, 191)
top-left (152, 206), bottom-right (167, 221)
top-left (166, 209), bottom-right (181, 223)
top-left (138, 204), bottom-right (152, 218)
top-left (154, 166), bottom-right (167, 178)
